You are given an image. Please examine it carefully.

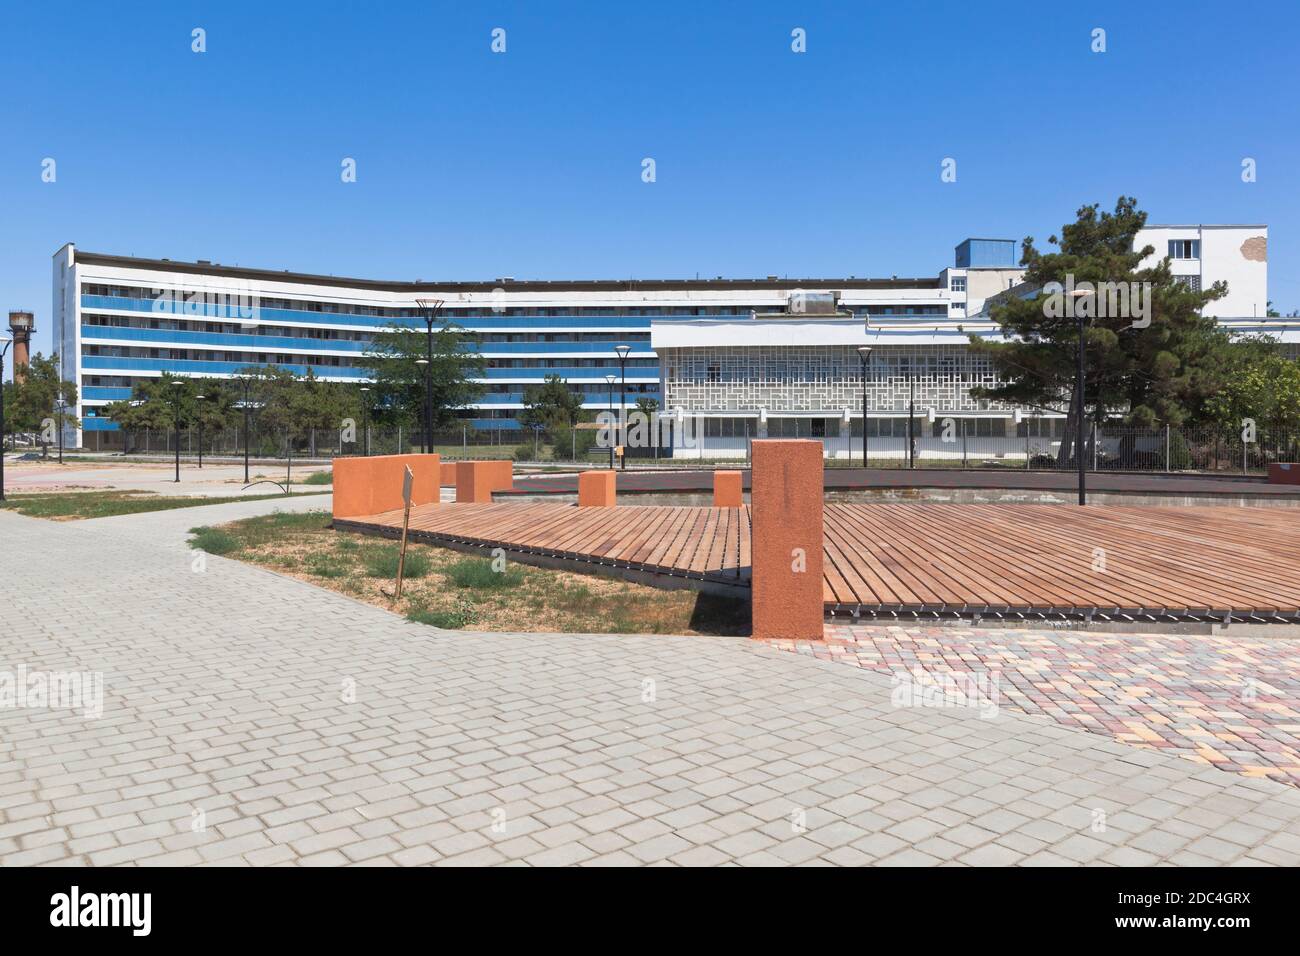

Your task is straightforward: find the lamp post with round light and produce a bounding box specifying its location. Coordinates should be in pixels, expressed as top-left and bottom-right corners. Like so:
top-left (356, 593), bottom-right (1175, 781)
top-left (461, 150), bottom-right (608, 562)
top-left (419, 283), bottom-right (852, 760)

top-left (414, 299), bottom-right (443, 455)
top-left (0, 336), bottom-right (10, 501)
top-left (856, 345), bottom-right (873, 467)
top-left (414, 358), bottom-right (430, 454)
top-left (604, 373), bottom-right (616, 469)
top-left (239, 375), bottom-right (253, 484)
top-left (359, 385), bottom-right (371, 456)
top-left (54, 397), bottom-right (66, 465)
top-left (614, 344), bottom-right (631, 469)
top-left (1067, 288), bottom-right (1095, 506)
top-left (195, 393), bottom-right (207, 469)
top-left (169, 380), bottom-right (186, 483)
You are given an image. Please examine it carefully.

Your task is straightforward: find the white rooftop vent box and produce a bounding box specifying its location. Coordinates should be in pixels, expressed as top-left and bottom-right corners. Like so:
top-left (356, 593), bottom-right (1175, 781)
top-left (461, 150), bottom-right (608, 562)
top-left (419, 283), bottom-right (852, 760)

top-left (783, 289), bottom-right (838, 316)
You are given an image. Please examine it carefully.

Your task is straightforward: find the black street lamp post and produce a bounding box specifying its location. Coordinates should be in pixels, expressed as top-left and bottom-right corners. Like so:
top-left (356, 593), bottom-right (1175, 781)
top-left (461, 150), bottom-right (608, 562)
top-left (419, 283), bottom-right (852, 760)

top-left (415, 299), bottom-right (443, 455)
top-left (0, 337), bottom-right (10, 501)
top-left (605, 374), bottom-right (616, 469)
top-left (196, 393), bottom-right (206, 469)
top-left (1076, 306), bottom-right (1087, 506)
top-left (905, 358), bottom-right (916, 469)
top-left (614, 344), bottom-right (631, 469)
top-left (1067, 288), bottom-right (1094, 507)
top-left (54, 398), bottom-right (65, 465)
top-left (414, 359), bottom-right (430, 454)
top-left (359, 385), bottom-right (371, 456)
top-left (169, 380), bottom-right (185, 483)
top-left (856, 346), bottom-right (872, 467)
top-left (240, 376), bottom-right (252, 485)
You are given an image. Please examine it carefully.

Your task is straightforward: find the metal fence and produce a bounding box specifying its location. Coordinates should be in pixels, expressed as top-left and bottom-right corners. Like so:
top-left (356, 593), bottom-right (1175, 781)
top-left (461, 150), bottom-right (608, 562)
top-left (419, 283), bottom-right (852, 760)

top-left (84, 424), bottom-right (525, 461)
top-left (80, 421), bottom-right (1298, 475)
top-left (823, 424), bottom-right (1299, 475)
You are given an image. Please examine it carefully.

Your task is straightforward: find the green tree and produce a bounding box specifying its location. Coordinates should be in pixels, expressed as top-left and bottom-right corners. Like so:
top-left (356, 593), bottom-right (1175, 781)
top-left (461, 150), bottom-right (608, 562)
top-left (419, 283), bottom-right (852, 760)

top-left (237, 365), bottom-right (303, 454)
top-left (9, 352), bottom-right (79, 452)
top-left (520, 375), bottom-right (584, 435)
top-left (103, 375), bottom-right (179, 449)
top-left (287, 369), bottom-right (359, 454)
top-left (357, 321), bottom-right (484, 437)
top-left (1202, 339), bottom-right (1300, 439)
top-left (971, 197), bottom-right (1231, 463)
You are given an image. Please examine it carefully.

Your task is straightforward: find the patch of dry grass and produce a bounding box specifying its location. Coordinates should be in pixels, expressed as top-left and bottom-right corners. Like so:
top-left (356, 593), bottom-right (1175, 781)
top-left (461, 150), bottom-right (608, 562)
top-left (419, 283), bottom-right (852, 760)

top-left (197, 510), bottom-right (749, 636)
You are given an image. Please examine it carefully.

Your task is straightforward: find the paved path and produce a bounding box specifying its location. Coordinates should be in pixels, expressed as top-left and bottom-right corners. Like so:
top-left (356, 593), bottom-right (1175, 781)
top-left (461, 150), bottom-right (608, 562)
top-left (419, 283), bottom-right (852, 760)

top-left (3, 503), bottom-right (1300, 866)
top-left (4, 459), bottom-right (330, 497)
top-left (790, 624), bottom-right (1300, 788)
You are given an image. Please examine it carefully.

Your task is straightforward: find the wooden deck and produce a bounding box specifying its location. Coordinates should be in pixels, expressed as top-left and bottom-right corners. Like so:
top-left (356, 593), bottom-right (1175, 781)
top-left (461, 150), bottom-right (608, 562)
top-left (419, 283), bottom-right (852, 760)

top-left (823, 503), bottom-right (1300, 621)
top-left (336, 502), bottom-right (751, 594)
top-left (335, 502), bottom-right (1300, 622)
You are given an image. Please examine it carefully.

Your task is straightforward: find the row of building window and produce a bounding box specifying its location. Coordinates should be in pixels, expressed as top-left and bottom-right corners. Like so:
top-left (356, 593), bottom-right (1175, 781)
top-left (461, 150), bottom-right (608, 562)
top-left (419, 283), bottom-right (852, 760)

top-left (83, 344), bottom-right (657, 371)
top-left (82, 284), bottom-right (950, 319)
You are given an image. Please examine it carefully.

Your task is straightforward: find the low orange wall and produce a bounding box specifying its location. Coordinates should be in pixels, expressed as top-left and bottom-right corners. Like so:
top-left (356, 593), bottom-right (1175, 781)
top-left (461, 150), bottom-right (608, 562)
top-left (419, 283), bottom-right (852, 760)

top-left (333, 453), bottom-right (440, 519)
top-left (1268, 463), bottom-right (1300, 485)
top-left (455, 460), bottom-right (515, 503)
top-left (713, 471), bottom-right (743, 507)
top-left (440, 462), bottom-right (458, 487)
top-left (750, 440), bottom-right (824, 641)
top-left (578, 470), bottom-right (616, 507)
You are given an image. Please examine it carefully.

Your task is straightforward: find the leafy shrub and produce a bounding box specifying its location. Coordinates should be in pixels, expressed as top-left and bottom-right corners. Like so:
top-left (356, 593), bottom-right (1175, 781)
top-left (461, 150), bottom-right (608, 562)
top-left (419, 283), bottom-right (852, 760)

top-left (550, 425), bottom-right (598, 461)
top-left (1167, 430), bottom-right (1192, 470)
top-left (513, 443), bottom-right (537, 462)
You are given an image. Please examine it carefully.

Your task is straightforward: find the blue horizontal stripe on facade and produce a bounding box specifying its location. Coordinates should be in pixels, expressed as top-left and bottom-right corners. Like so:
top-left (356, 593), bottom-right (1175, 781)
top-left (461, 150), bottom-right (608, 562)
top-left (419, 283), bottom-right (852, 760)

top-left (81, 416), bottom-right (538, 433)
top-left (83, 386), bottom-right (134, 400)
top-left (82, 359), bottom-right (656, 383)
top-left (82, 356), bottom-right (368, 378)
top-left (81, 323), bottom-right (658, 357)
top-left (82, 324), bottom-right (370, 353)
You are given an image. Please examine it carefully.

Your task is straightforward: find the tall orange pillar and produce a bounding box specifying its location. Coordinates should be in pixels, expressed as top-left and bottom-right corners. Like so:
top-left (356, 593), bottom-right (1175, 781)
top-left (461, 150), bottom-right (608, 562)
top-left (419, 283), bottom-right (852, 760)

top-left (750, 440), bottom-right (824, 640)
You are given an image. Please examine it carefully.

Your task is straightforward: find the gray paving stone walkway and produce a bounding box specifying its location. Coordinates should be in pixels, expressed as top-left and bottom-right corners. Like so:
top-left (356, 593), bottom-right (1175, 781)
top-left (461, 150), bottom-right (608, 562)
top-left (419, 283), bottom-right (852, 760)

top-left (3, 501), bottom-right (1300, 866)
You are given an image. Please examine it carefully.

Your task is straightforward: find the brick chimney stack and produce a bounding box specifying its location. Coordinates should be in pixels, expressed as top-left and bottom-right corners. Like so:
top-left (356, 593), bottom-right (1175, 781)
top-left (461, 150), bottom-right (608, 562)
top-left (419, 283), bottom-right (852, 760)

top-left (7, 311), bottom-right (34, 384)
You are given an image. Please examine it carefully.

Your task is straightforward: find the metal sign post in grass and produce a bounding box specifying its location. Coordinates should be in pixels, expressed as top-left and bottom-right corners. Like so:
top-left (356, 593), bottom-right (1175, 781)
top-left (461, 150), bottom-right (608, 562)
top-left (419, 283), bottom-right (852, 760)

top-left (393, 465), bottom-right (415, 601)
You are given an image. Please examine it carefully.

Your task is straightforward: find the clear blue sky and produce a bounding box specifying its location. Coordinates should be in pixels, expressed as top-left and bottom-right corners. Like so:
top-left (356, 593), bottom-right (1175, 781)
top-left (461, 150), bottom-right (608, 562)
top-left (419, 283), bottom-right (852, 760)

top-left (4, 0), bottom-right (1298, 373)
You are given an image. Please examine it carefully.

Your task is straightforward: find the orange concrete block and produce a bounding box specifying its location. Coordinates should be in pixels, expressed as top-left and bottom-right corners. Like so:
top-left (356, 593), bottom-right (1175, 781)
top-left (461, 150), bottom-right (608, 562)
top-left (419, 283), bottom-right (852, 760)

top-left (455, 459), bottom-right (514, 501)
top-left (750, 440), bottom-right (824, 641)
top-left (455, 459), bottom-right (513, 503)
top-left (713, 470), bottom-right (744, 507)
top-left (332, 453), bottom-right (439, 519)
top-left (578, 470), bottom-right (617, 507)
top-left (1268, 463), bottom-right (1300, 485)
top-left (482, 459), bottom-right (514, 491)
top-left (332, 456), bottom-right (376, 519)
top-left (440, 461), bottom-right (458, 487)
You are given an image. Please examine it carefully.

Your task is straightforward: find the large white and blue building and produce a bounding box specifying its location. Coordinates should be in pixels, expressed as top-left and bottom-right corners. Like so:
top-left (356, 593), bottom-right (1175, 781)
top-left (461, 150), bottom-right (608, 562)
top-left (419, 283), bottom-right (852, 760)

top-left (53, 225), bottom-right (1284, 455)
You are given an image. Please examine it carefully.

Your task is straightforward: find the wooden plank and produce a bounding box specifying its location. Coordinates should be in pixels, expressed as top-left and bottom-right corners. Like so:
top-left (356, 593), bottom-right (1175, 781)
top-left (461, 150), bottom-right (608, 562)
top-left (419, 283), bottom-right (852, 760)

top-left (344, 500), bottom-right (1300, 617)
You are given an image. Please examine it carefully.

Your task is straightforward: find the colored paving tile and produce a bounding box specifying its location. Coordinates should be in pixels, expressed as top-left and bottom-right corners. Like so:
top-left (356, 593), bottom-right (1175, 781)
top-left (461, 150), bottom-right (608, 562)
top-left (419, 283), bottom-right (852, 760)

top-left (766, 624), bottom-right (1300, 788)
